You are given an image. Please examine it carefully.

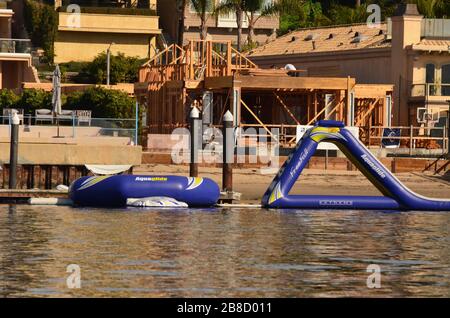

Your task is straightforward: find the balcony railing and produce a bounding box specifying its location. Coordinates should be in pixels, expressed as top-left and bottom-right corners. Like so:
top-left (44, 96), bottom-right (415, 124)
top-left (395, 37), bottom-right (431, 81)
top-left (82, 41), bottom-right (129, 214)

top-left (0, 39), bottom-right (32, 54)
top-left (58, 1), bottom-right (156, 15)
top-left (410, 83), bottom-right (450, 98)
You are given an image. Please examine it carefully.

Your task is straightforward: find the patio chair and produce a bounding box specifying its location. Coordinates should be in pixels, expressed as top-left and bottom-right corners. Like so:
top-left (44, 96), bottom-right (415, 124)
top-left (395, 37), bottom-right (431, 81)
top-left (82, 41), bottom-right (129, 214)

top-left (56, 110), bottom-right (75, 122)
top-left (35, 109), bottom-right (53, 125)
top-left (75, 110), bottom-right (92, 126)
top-left (2, 108), bottom-right (24, 124)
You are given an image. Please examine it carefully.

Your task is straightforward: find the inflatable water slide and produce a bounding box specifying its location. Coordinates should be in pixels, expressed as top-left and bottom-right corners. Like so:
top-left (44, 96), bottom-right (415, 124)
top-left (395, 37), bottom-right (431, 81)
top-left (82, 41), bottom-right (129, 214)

top-left (262, 120), bottom-right (450, 211)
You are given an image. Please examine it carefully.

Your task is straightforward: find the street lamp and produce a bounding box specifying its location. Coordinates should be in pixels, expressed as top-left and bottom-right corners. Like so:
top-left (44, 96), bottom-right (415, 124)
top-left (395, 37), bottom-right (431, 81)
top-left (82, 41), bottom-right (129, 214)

top-left (106, 42), bottom-right (115, 86)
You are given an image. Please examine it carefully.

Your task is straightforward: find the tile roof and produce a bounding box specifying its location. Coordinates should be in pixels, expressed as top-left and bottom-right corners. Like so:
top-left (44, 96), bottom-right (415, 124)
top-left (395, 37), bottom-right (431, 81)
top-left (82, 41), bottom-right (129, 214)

top-left (412, 39), bottom-right (450, 52)
top-left (247, 23), bottom-right (391, 57)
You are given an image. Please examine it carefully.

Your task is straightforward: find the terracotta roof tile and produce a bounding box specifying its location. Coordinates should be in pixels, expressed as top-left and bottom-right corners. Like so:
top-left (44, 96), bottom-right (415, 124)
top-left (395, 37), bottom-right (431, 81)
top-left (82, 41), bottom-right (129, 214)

top-left (412, 39), bottom-right (450, 52)
top-left (248, 23), bottom-right (390, 57)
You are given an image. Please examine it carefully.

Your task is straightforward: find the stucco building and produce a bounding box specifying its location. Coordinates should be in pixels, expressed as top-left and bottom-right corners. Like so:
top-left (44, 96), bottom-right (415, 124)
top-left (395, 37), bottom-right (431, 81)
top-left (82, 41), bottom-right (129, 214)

top-left (0, 4), bottom-right (39, 90)
top-left (247, 4), bottom-right (450, 127)
top-left (54, 0), bottom-right (161, 63)
top-left (158, 0), bottom-right (278, 46)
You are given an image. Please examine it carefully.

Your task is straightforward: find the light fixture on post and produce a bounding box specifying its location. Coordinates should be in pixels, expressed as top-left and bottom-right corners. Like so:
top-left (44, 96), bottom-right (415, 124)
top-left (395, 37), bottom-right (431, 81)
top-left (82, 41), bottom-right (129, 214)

top-left (106, 42), bottom-right (115, 86)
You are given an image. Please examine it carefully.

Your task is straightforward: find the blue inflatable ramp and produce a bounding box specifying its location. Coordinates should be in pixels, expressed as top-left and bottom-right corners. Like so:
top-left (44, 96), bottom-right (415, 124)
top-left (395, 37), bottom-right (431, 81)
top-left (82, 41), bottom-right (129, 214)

top-left (262, 120), bottom-right (450, 211)
top-left (70, 175), bottom-right (220, 208)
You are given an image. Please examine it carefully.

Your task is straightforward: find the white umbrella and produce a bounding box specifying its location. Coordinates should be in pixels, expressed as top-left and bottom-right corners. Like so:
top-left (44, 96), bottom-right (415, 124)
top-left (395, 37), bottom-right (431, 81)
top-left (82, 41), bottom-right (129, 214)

top-left (52, 64), bottom-right (62, 137)
top-left (52, 64), bottom-right (62, 115)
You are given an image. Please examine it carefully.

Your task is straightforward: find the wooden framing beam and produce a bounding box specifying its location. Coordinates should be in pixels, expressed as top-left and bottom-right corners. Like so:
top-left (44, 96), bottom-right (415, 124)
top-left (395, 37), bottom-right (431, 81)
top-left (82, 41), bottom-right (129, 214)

top-left (236, 76), bottom-right (356, 90)
top-left (273, 92), bottom-right (301, 125)
top-left (241, 99), bottom-right (277, 140)
top-left (205, 76), bottom-right (234, 89)
top-left (355, 99), bottom-right (379, 126)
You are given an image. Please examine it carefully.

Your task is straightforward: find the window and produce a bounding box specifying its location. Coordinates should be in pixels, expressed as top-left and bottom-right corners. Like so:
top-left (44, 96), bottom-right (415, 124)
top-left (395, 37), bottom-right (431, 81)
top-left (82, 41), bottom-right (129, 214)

top-left (442, 64), bottom-right (450, 96)
top-left (426, 63), bottom-right (435, 84)
top-left (216, 0), bottom-right (249, 28)
top-left (425, 63), bottom-right (436, 96)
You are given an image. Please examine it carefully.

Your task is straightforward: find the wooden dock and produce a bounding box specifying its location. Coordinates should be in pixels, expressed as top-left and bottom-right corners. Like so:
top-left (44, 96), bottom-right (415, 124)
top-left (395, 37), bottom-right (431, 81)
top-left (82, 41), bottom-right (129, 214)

top-left (0, 189), bottom-right (68, 204)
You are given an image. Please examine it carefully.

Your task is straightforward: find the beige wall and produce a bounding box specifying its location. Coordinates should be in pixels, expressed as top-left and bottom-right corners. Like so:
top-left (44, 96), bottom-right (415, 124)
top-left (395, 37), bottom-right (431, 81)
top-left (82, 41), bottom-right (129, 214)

top-left (390, 15), bottom-right (423, 125)
top-left (55, 32), bottom-right (156, 63)
top-left (250, 48), bottom-right (392, 84)
top-left (0, 16), bottom-right (11, 38)
top-left (1, 60), bottom-right (21, 89)
top-left (58, 12), bottom-right (159, 33)
top-left (55, 12), bottom-right (160, 63)
top-left (0, 142), bottom-right (142, 165)
top-left (413, 55), bottom-right (450, 84)
top-left (0, 59), bottom-right (39, 89)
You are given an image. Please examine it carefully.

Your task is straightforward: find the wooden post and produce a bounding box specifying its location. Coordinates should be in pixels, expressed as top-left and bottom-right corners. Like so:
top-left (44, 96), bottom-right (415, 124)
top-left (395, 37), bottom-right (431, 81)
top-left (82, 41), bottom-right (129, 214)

top-left (447, 110), bottom-right (450, 158)
top-left (9, 113), bottom-right (19, 189)
top-left (189, 41), bottom-right (194, 79)
top-left (227, 41), bottom-right (232, 76)
top-left (190, 106), bottom-right (201, 178)
top-left (346, 76), bottom-right (352, 125)
top-left (222, 111), bottom-right (234, 192)
top-left (409, 125), bottom-right (414, 156)
top-left (314, 91), bottom-right (318, 123)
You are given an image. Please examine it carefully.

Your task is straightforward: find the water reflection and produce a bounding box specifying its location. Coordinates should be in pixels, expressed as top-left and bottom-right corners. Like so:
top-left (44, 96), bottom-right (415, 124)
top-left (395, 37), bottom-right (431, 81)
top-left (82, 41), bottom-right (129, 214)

top-left (0, 205), bottom-right (449, 297)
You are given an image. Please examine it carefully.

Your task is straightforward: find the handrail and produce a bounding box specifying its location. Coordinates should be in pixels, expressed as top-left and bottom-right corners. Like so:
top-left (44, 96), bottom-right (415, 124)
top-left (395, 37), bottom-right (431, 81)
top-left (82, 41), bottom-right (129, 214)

top-left (141, 43), bottom-right (184, 67)
top-left (139, 40), bottom-right (258, 84)
top-left (410, 83), bottom-right (450, 97)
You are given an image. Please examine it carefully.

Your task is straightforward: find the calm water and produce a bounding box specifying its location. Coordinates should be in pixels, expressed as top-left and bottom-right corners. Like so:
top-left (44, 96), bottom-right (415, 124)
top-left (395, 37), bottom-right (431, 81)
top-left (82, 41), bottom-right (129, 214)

top-left (0, 204), bottom-right (449, 297)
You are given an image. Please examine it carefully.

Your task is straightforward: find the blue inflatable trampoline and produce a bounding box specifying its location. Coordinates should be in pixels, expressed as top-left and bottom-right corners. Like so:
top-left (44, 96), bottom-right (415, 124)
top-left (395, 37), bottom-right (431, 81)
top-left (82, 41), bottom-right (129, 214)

top-left (262, 120), bottom-right (450, 211)
top-left (70, 175), bottom-right (220, 208)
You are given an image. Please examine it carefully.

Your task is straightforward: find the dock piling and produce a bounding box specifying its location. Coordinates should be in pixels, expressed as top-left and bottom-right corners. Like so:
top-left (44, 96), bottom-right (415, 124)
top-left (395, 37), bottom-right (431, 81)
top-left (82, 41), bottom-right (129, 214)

top-left (190, 106), bottom-right (201, 177)
top-left (222, 111), bottom-right (234, 192)
top-left (9, 113), bottom-right (20, 189)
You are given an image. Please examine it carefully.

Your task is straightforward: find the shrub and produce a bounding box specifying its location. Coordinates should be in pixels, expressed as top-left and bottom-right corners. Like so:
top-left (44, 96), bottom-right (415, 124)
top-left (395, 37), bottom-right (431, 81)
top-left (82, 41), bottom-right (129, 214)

top-left (76, 52), bottom-right (144, 84)
top-left (0, 90), bottom-right (20, 113)
top-left (64, 86), bottom-right (136, 119)
top-left (1, 87), bottom-right (136, 120)
top-left (16, 89), bottom-right (53, 114)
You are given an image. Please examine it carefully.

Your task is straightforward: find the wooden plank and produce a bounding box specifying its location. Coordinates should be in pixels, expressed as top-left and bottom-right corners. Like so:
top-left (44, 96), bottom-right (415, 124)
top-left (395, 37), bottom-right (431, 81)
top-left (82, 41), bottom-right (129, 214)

top-left (204, 76), bottom-right (234, 89)
top-left (237, 76), bottom-right (355, 90)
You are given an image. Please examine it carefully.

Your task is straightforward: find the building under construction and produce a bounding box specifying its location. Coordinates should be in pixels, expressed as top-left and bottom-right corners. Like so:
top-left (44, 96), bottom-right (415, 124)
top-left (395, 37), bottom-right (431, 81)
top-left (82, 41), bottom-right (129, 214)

top-left (135, 40), bottom-right (393, 149)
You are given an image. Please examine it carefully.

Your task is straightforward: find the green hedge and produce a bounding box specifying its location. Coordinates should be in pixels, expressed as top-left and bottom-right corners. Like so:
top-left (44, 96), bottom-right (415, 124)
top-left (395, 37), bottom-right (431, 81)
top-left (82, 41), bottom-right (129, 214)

top-left (0, 87), bottom-right (136, 120)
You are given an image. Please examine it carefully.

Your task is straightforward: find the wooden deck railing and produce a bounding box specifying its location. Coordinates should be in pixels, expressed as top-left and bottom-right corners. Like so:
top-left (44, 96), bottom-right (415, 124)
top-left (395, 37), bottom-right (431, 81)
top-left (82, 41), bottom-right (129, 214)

top-left (139, 40), bottom-right (258, 84)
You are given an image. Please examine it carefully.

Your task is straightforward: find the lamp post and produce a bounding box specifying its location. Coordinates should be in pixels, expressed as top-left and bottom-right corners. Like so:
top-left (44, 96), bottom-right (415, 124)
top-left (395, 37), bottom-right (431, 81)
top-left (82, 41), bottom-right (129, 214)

top-left (106, 42), bottom-right (115, 86)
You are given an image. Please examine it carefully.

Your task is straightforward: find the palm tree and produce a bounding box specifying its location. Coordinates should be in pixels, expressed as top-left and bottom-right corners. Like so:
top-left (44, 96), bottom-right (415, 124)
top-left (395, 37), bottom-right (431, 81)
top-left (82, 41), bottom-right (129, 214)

top-left (190, 0), bottom-right (216, 40)
top-left (328, 2), bottom-right (368, 25)
top-left (215, 0), bottom-right (246, 51)
top-left (411, 0), bottom-right (447, 18)
top-left (245, 0), bottom-right (303, 47)
top-left (177, 0), bottom-right (186, 46)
